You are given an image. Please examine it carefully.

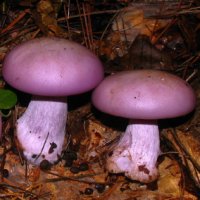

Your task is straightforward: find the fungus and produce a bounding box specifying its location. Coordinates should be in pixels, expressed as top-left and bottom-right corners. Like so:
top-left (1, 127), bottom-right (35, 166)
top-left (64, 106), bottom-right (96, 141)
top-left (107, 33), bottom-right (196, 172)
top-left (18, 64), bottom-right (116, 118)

top-left (3, 37), bottom-right (104, 165)
top-left (92, 70), bottom-right (196, 183)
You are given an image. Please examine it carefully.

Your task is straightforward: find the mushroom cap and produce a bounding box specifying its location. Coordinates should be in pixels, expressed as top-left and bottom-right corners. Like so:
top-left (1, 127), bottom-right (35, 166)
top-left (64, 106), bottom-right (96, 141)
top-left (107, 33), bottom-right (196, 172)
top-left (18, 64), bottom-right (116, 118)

top-left (92, 70), bottom-right (196, 119)
top-left (3, 37), bottom-right (104, 96)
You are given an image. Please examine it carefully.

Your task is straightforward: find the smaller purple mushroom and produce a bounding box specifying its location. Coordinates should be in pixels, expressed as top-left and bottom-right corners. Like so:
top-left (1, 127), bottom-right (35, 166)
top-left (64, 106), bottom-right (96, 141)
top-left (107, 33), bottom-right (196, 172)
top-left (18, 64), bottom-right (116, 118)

top-left (3, 37), bottom-right (104, 165)
top-left (92, 70), bottom-right (196, 183)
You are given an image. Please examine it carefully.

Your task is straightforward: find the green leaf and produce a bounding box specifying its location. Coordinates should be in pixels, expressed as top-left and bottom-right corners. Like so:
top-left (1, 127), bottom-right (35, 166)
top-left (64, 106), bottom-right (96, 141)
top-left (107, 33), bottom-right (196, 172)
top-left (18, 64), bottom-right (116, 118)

top-left (0, 89), bottom-right (17, 109)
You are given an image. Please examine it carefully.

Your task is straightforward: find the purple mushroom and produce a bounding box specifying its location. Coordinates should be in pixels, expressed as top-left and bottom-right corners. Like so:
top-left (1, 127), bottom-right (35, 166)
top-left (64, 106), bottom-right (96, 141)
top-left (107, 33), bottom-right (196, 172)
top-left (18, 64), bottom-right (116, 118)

top-left (3, 37), bottom-right (104, 165)
top-left (92, 70), bottom-right (196, 183)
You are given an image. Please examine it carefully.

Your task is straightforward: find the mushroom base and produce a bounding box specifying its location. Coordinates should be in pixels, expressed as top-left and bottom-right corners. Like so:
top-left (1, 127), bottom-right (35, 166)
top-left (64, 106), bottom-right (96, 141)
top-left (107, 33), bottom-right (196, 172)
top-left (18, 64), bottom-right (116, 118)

top-left (106, 119), bottom-right (160, 183)
top-left (16, 96), bottom-right (68, 165)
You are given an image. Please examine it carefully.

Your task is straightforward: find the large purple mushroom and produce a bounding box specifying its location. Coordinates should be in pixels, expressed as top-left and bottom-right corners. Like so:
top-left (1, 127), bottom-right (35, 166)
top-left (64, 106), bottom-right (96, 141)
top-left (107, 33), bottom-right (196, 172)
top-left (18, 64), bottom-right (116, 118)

top-left (92, 70), bottom-right (196, 183)
top-left (3, 37), bottom-right (104, 165)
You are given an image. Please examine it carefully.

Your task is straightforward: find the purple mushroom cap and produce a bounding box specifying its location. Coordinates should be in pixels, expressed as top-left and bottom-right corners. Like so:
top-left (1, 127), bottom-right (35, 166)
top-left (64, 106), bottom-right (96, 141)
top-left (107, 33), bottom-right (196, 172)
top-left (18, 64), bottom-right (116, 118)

top-left (92, 70), bottom-right (196, 119)
top-left (3, 37), bottom-right (104, 96)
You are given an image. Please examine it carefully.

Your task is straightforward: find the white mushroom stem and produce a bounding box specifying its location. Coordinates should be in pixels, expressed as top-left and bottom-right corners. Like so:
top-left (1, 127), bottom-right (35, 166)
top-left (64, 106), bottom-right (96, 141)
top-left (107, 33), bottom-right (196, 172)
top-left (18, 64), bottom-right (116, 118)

top-left (16, 96), bottom-right (68, 165)
top-left (106, 119), bottom-right (160, 183)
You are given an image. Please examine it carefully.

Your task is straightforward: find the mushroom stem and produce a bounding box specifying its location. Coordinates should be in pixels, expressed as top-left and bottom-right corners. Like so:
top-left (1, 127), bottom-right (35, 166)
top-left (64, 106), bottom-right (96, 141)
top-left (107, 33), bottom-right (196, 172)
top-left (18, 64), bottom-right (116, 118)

top-left (106, 119), bottom-right (160, 183)
top-left (17, 96), bottom-right (68, 165)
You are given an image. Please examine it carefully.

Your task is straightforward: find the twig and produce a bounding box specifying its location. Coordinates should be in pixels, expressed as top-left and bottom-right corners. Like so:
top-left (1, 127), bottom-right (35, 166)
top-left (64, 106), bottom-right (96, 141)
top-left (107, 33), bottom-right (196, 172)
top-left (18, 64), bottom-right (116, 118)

top-left (44, 170), bottom-right (105, 185)
top-left (34, 132), bottom-right (49, 163)
top-left (64, 1), bottom-right (71, 40)
top-left (1, 9), bottom-right (30, 34)
top-left (171, 128), bottom-right (200, 171)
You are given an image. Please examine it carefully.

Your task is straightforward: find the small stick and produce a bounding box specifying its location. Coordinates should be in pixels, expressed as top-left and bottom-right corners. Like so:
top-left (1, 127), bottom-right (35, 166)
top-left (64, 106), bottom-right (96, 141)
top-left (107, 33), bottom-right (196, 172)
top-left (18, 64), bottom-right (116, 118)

top-left (1, 9), bottom-right (30, 34)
